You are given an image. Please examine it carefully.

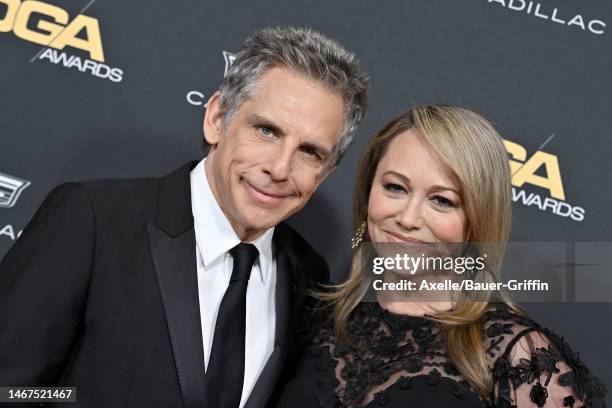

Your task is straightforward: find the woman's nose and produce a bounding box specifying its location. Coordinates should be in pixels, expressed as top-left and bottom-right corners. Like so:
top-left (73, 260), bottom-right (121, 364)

top-left (395, 198), bottom-right (424, 231)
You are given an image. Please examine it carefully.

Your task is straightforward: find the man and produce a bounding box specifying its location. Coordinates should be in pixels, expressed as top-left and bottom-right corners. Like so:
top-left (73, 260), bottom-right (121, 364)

top-left (0, 27), bottom-right (368, 407)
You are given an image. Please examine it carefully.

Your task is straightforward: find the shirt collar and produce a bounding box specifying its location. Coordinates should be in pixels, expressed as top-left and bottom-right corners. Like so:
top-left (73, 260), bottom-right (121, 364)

top-left (190, 158), bottom-right (274, 282)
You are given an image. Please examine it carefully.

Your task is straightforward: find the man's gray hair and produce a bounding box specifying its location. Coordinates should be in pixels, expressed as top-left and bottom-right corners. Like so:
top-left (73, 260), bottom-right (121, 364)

top-left (218, 26), bottom-right (369, 166)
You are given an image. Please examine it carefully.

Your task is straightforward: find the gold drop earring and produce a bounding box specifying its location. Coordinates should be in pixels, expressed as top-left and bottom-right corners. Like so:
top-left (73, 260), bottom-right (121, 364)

top-left (351, 220), bottom-right (367, 249)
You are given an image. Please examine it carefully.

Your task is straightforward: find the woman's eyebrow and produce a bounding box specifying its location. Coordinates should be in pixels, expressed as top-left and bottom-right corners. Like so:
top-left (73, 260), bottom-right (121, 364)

top-left (383, 171), bottom-right (460, 194)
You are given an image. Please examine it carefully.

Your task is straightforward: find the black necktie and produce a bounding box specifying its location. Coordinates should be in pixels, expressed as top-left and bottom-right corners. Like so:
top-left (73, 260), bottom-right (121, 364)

top-left (205, 243), bottom-right (259, 408)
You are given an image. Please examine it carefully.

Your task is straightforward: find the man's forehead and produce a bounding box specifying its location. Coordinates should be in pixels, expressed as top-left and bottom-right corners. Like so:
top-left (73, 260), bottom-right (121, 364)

top-left (252, 67), bottom-right (343, 110)
top-left (240, 72), bottom-right (344, 144)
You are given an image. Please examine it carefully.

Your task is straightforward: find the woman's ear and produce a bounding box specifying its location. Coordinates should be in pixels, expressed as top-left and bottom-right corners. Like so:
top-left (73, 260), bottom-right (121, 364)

top-left (203, 91), bottom-right (224, 146)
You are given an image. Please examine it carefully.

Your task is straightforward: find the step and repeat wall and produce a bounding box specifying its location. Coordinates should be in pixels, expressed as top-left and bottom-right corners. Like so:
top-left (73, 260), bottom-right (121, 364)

top-left (1, 0), bottom-right (611, 396)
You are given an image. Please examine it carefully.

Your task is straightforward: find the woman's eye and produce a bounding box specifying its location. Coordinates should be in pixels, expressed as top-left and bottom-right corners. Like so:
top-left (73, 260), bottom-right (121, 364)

top-left (383, 183), bottom-right (406, 194)
top-left (432, 195), bottom-right (455, 208)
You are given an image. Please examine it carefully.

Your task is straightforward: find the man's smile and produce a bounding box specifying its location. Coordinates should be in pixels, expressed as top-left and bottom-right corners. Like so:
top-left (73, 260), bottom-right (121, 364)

top-left (242, 178), bottom-right (292, 206)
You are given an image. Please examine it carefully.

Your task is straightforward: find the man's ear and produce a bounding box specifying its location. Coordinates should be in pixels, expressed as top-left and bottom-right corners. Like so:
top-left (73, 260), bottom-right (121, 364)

top-left (203, 91), bottom-right (224, 146)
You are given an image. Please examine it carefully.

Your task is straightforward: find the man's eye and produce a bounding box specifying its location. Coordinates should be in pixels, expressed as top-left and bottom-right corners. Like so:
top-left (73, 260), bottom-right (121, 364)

top-left (302, 147), bottom-right (321, 161)
top-left (383, 183), bottom-right (406, 194)
top-left (432, 195), bottom-right (455, 208)
top-left (257, 126), bottom-right (274, 137)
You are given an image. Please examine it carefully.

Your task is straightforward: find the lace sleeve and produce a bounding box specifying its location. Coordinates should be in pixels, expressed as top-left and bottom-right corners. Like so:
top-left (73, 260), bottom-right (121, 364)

top-left (485, 307), bottom-right (607, 407)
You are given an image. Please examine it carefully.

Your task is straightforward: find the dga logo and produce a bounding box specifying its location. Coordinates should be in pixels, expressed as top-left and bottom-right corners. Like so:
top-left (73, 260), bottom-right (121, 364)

top-left (488, 0), bottom-right (606, 35)
top-left (0, 171), bottom-right (30, 208)
top-left (187, 51), bottom-right (235, 107)
top-left (504, 138), bottom-right (585, 221)
top-left (0, 0), bottom-right (124, 82)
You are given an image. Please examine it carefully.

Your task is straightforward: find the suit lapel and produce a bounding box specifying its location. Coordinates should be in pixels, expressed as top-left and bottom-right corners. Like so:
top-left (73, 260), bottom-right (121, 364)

top-left (147, 161), bottom-right (206, 408)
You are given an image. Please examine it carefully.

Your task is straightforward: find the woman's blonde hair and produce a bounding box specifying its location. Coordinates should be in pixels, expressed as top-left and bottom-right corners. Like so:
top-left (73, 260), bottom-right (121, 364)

top-left (319, 105), bottom-right (523, 398)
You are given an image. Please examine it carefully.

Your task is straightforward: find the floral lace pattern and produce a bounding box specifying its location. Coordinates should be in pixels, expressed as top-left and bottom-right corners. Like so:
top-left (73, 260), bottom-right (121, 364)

top-left (297, 301), bottom-right (607, 407)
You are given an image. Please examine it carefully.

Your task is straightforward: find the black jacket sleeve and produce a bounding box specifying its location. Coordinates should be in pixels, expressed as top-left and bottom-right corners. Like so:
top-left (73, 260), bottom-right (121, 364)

top-left (0, 183), bottom-right (95, 386)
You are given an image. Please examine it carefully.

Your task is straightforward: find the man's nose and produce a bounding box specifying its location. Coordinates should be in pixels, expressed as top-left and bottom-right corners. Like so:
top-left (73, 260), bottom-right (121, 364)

top-left (263, 142), bottom-right (293, 182)
top-left (395, 197), bottom-right (424, 231)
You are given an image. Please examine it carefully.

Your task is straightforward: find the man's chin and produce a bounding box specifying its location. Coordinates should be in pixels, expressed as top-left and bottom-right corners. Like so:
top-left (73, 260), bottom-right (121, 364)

top-left (240, 214), bottom-right (284, 234)
top-left (233, 199), bottom-right (296, 234)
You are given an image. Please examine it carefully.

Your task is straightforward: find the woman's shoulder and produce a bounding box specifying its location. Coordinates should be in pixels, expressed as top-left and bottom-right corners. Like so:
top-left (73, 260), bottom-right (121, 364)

top-left (482, 303), bottom-right (607, 407)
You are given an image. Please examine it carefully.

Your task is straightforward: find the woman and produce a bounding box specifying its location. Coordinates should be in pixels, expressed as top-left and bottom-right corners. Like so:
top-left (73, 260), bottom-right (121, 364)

top-left (270, 106), bottom-right (607, 407)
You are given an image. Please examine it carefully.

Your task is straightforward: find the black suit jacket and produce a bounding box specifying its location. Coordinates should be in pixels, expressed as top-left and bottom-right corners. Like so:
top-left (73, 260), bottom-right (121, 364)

top-left (0, 161), bottom-right (329, 407)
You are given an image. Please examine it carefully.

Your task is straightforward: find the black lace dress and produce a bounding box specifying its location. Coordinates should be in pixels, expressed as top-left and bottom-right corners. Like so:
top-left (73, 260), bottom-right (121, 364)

top-left (269, 301), bottom-right (607, 407)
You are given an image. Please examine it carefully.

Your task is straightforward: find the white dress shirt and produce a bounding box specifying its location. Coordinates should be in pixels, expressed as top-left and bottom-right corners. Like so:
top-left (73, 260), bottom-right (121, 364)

top-left (190, 158), bottom-right (277, 408)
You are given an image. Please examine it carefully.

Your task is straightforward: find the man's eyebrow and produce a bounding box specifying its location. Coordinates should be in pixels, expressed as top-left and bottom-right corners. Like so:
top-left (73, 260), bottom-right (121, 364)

top-left (302, 142), bottom-right (332, 159)
top-left (248, 114), bottom-right (285, 136)
top-left (249, 113), bottom-right (332, 158)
